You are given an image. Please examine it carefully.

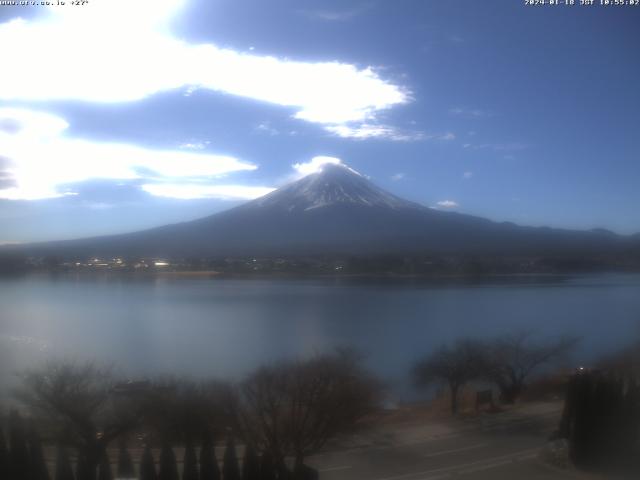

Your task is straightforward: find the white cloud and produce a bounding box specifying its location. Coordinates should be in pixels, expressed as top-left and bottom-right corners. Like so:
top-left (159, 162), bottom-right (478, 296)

top-left (449, 107), bottom-right (491, 119)
top-left (326, 124), bottom-right (454, 142)
top-left (436, 200), bottom-right (459, 209)
top-left (141, 184), bottom-right (274, 200)
top-left (463, 171), bottom-right (473, 179)
top-left (308, 10), bottom-right (360, 21)
top-left (179, 141), bottom-right (210, 150)
top-left (255, 122), bottom-right (280, 136)
top-left (491, 143), bottom-right (527, 151)
top-left (302, 3), bottom-right (372, 22)
top-left (0, 0), bottom-right (408, 128)
top-left (85, 202), bottom-right (116, 211)
top-left (292, 156), bottom-right (344, 176)
top-left (465, 143), bottom-right (528, 152)
top-left (326, 124), bottom-right (420, 141)
top-left (0, 107), bottom-right (259, 200)
top-left (391, 173), bottom-right (405, 181)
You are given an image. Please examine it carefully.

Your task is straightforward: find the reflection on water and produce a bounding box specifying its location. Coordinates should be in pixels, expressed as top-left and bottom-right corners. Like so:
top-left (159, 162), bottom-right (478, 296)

top-left (1, 273), bottom-right (639, 398)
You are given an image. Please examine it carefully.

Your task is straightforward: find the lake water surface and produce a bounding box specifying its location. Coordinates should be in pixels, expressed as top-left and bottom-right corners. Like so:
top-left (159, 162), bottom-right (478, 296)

top-left (1, 273), bottom-right (639, 398)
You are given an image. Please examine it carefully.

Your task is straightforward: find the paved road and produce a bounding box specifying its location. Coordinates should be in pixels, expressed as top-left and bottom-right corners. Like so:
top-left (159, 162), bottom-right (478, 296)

top-left (308, 405), bottom-right (584, 480)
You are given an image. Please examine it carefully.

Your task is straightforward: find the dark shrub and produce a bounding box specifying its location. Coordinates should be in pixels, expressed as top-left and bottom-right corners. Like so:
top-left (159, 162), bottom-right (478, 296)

top-left (8, 411), bottom-right (30, 480)
top-left (183, 440), bottom-right (199, 480)
top-left (199, 432), bottom-right (220, 480)
top-left (259, 451), bottom-right (276, 480)
top-left (158, 442), bottom-right (179, 480)
top-left (241, 444), bottom-right (260, 480)
top-left (117, 444), bottom-right (135, 478)
top-left (139, 445), bottom-right (157, 480)
top-left (28, 429), bottom-right (50, 480)
top-left (54, 446), bottom-right (75, 480)
top-left (561, 371), bottom-right (640, 472)
top-left (0, 430), bottom-right (9, 479)
top-left (222, 437), bottom-right (241, 480)
top-left (97, 449), bottom-right (113, 480)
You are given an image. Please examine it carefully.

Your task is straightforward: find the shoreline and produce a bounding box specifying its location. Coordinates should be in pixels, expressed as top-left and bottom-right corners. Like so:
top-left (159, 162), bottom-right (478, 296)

top-left (0, 269), bottom-right (579, 279)
top-left (4, 269), bottom-right (640, 285)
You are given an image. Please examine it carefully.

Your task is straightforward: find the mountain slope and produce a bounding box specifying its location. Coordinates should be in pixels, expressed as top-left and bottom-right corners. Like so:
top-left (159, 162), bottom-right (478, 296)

top-left (9, 163), bottom-right (640, 259)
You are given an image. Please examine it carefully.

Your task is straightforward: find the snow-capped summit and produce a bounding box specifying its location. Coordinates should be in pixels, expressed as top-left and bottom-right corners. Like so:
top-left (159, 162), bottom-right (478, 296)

top-left (252, 162), bottom-right (419, 212)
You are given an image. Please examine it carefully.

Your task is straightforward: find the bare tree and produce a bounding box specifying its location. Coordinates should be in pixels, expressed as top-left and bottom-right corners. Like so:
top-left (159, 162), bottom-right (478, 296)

top-left (413, 339), bottom-right (485, 415)
top-left (285, 350), bottom-right (380, 468)
top-left (232, 365), bottom-right (288, 468)
top-left (231, 349), bottom-right (381, 471)
top-left (482, 331), bottom-right (578, 404)
top-left (15, 361), bottom-right (143, 474)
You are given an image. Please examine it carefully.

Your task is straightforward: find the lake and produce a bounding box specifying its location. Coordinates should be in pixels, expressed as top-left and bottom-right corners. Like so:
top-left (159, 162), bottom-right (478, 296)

top-left (1, 273), bottom-right (639, 399)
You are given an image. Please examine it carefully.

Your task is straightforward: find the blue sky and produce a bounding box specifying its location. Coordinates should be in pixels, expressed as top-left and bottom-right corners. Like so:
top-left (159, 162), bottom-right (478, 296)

top-left (1, 0), bottom-right (639, 243)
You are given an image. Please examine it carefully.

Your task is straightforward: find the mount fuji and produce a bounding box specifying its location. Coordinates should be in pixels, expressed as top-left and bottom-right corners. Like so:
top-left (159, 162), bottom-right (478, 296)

top-left (8, 163), bottom-right (639, 259)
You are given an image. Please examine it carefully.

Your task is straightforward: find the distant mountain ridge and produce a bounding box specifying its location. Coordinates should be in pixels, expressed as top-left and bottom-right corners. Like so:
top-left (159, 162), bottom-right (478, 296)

top-left (6, 163), bottom-right (640, 260)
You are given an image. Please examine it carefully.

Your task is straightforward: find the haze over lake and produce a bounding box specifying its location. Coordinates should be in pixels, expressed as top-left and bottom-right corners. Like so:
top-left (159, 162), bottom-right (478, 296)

top-left (1, 274), bottom-right (638, 398)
